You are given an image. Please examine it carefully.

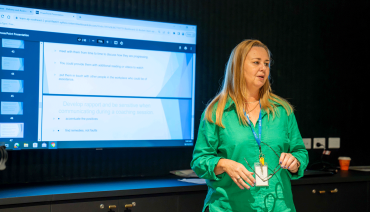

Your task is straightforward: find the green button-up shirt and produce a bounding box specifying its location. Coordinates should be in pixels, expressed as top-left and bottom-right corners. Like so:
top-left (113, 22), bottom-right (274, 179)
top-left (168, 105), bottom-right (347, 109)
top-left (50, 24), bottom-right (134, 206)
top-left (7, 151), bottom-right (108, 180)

top-left (191, 97), bottom-right (308, 212)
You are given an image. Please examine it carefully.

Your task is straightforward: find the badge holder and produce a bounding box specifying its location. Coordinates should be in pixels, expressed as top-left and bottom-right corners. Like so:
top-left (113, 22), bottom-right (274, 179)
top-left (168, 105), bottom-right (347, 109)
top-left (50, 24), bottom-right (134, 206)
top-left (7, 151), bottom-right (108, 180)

top-left (254, 162), bottom-right (269, 187)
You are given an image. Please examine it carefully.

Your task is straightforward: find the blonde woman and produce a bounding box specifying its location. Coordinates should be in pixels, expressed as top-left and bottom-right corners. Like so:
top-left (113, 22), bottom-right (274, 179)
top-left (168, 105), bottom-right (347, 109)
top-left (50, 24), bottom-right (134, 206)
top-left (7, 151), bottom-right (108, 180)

top-left (191, 40), bottom-right (308, 212)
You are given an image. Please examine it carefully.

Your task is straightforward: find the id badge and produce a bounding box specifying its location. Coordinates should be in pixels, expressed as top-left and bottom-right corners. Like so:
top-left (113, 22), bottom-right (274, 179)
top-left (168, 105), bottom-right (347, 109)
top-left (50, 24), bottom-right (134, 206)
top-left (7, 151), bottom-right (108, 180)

top-left (254, 162), bottom-right (269, 187)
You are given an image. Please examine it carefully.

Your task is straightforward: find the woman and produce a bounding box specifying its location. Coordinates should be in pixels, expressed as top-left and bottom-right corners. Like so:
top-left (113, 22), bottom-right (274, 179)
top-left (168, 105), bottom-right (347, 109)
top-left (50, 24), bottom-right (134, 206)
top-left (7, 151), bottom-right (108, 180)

top-left (191, 40), bottom-right (308, 212)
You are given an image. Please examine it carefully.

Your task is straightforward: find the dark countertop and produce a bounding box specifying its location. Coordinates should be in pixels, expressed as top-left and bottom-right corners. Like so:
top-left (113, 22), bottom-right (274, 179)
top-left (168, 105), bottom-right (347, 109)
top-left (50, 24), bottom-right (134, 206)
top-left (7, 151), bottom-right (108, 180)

top-left (0, 170), bottom-right (369, 207)
top-left (291, 169), bottom-right (370, 185)
top-left (0, 177), bottom-right (206, 206)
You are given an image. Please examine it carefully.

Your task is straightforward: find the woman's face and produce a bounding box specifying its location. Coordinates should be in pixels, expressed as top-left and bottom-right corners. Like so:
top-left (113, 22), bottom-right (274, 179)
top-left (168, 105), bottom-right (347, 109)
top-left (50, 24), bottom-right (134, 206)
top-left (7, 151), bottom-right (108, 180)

top-left (243, 47), bottom-right (270, 90)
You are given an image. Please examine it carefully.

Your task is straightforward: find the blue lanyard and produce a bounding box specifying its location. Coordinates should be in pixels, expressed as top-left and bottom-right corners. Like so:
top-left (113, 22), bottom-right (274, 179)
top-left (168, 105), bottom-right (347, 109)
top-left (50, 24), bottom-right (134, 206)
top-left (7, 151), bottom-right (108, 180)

top-left (244, 101), bottom-right (262, 147)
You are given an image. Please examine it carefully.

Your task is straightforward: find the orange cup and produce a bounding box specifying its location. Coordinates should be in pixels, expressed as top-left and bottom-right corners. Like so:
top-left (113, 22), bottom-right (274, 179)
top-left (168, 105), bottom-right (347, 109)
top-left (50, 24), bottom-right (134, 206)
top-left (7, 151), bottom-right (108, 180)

top-left (338, 157), bottom-right (351, 170)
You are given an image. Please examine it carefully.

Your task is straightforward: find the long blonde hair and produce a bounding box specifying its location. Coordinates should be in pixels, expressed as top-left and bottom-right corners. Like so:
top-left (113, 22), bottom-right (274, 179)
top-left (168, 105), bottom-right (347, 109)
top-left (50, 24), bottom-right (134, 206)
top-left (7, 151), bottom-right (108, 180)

top-left (205, 39), bottom-right (293, 128)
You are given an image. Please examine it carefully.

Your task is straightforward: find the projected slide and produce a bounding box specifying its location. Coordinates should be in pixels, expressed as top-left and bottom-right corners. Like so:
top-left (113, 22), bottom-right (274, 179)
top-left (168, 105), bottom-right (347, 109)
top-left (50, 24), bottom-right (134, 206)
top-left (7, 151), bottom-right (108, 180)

top-left (43, 43), bottom-right (193, 98)
top-left (41, 96), bottom-right (191, 141)
top-left (0, 123), bottom-right (24, 138)
top-left (1, 102), bottom-right (23, 115)
top-left (1, 79), bottom-right (24, 93)
top-left (2, 39), bottom-right (25, 49)
top-left (1, 57), bottom-right (24, 71)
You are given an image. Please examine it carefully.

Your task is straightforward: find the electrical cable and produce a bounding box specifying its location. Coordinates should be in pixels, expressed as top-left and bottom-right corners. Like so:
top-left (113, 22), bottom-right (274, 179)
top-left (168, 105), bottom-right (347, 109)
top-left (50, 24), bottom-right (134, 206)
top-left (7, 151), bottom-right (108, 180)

top-left (308, 149), bottom-right (336, 171)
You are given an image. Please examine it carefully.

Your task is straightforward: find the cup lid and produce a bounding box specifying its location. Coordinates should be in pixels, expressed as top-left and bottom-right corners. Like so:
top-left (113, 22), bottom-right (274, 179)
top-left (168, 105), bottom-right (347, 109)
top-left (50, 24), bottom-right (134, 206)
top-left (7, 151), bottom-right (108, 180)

top-left (338, 156), bottom-right (351, 160)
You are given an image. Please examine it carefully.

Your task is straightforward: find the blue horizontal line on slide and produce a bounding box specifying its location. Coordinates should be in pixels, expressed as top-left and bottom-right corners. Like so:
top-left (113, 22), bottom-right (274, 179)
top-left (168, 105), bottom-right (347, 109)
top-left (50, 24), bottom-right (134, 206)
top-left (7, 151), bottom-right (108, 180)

top-left (42, 93), bottom-right (192, 100)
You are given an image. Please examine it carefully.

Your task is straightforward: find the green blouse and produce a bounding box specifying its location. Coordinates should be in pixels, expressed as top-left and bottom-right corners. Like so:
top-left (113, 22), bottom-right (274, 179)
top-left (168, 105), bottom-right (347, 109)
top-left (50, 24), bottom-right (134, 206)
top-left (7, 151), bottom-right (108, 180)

top-left (191, 97), bottom-right (308, 212)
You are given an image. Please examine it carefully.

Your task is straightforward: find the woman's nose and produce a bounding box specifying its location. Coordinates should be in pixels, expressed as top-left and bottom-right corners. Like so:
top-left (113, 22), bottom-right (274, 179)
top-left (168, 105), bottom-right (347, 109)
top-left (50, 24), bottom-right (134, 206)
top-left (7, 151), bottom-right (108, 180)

top-left (261, 63), bottom-right (267, 71)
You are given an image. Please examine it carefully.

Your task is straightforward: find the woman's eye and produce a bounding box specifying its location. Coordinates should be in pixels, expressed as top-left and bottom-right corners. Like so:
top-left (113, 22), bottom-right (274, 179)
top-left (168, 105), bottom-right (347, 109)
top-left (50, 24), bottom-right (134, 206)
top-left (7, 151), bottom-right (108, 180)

top-left (254, 61), bottom-right (259, 64)
top-left (265, 63), bottom-right (269, 66)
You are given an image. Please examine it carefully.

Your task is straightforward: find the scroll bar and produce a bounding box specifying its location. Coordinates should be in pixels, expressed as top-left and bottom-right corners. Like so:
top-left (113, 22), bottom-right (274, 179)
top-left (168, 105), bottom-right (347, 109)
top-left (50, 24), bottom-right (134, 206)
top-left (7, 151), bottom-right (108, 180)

top-left (37, 42), bottom-right (44, 141)
top-left (191, 53), bottom-right (196, 140)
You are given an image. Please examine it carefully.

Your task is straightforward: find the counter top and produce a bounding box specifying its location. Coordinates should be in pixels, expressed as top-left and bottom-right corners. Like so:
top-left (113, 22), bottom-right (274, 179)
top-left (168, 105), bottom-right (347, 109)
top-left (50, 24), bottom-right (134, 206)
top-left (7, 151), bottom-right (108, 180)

top-left (291, 169), bottom-right (370, 185)
top-left (0, 170), bottom-right (369, 206)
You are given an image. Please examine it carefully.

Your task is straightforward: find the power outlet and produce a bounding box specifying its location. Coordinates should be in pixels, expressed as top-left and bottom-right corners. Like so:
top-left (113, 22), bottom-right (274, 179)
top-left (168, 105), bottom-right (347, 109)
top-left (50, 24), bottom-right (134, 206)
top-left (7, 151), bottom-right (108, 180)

top-left (302, 138), bottom-right (311, 149)
top-left (328, 137), bottom-right (340, 149)
top-left (313, 138), bottom-right (326, 149)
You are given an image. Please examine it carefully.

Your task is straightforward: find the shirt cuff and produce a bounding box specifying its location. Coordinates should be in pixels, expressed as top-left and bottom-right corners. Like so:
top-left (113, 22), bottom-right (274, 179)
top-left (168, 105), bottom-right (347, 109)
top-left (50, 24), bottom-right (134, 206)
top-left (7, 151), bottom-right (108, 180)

top-left (208, 157), bottom-right (226, 181)
top-left (287, 155), bottom-right (305, 180)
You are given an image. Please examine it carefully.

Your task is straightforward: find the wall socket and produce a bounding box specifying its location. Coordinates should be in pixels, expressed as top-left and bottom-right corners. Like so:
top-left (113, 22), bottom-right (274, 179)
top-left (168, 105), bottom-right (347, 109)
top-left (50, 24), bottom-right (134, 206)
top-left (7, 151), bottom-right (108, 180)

top-left (328, 137), bottom-right (340, 149)
top-left (313, 138), bottom-right (326, 149)
top-left (302, 138), bottom-right (312, 149)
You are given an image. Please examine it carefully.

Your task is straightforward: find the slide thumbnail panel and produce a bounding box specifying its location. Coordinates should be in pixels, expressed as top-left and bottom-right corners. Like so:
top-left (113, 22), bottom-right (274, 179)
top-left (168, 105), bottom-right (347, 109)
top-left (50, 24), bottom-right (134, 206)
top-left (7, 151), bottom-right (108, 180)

top-left (1, 79), bottom-right (24, 93)
top-left (1, 57), bottom-right (24, 71)
top-left (1, 102), bottom-right (23, 115)
top-left (2, 39), bottom-right (25, 49)
top-left (0, 123), bottom-right (24, 138)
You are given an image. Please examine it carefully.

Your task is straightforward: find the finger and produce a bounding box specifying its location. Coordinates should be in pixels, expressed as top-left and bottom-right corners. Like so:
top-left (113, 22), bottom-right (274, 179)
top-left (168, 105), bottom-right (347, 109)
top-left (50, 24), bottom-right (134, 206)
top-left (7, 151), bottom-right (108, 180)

top-left (243, 169), bottom-right (256, 184)
top-left (232, 176), bottom-right (246, 190)
top-left (288, 160), bottom-right (298, 171)
top-left (279, 153), bottom-right (287, 165)
top-left (239, 172), bottom-right (254, 188)
top-left (281, 154), bottom-right (292, 169)
top-left (238, 176), bottom-right (251, 189)
top-left (286, 156), bottom-right (296, 169)
top-left (280, 153), bottom-right (288, 167)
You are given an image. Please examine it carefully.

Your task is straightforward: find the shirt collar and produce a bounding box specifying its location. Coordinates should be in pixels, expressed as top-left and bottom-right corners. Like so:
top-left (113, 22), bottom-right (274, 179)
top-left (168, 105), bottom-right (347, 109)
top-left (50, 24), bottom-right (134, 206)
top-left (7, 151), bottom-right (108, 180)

top-left (224, 96), bottom-right (235, 111)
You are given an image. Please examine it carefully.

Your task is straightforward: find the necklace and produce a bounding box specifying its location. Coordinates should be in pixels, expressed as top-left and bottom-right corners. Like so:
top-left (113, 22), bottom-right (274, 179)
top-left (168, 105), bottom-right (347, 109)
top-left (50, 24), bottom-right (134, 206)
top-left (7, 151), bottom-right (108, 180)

top-left (245, 102), bottom-right (259, 116)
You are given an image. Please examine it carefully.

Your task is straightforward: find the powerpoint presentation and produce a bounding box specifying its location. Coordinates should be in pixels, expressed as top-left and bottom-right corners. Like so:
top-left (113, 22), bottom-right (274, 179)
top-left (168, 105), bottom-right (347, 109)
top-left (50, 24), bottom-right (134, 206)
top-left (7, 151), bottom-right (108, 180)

top-left (0, 4), bottom-right (196, 149)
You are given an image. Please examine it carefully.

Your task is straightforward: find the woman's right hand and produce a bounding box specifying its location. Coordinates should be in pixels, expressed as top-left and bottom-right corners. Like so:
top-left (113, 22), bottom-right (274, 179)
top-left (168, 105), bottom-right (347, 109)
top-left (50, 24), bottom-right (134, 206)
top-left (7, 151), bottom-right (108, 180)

top-left (215, 158), bottom-right (256, 190)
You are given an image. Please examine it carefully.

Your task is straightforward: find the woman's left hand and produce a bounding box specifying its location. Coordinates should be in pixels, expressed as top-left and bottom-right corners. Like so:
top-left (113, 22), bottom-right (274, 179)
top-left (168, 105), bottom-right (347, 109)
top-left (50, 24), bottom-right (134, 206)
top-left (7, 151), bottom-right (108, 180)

top-left (279, 153), bottom-right (299, 173)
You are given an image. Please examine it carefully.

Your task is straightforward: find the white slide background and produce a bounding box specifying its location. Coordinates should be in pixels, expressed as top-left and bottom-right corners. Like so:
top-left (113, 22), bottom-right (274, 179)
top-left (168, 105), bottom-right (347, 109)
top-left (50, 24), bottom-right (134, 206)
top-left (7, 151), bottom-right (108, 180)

top-left (41, 96), bottom-right (173, 141)
top-left (43, 43), bottom-right (173, 97)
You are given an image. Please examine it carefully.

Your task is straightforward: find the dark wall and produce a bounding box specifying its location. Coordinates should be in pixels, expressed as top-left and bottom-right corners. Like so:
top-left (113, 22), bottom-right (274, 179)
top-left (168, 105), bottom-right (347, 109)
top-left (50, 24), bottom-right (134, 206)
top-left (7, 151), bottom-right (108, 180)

top-left (0, 0), bottom-right (368, 184)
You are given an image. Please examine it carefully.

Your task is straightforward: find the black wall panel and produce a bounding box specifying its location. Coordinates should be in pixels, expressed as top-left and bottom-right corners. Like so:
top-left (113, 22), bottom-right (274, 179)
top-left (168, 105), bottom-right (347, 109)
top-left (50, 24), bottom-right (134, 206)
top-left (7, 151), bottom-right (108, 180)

top-left (0, 0), bottom-right (369, 184)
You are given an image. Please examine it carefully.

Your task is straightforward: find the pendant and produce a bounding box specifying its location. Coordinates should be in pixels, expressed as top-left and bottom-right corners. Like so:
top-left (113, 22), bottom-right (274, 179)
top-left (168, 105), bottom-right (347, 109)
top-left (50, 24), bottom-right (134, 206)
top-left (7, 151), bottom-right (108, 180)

top-left (259, 157), bottom-right (265, 166)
